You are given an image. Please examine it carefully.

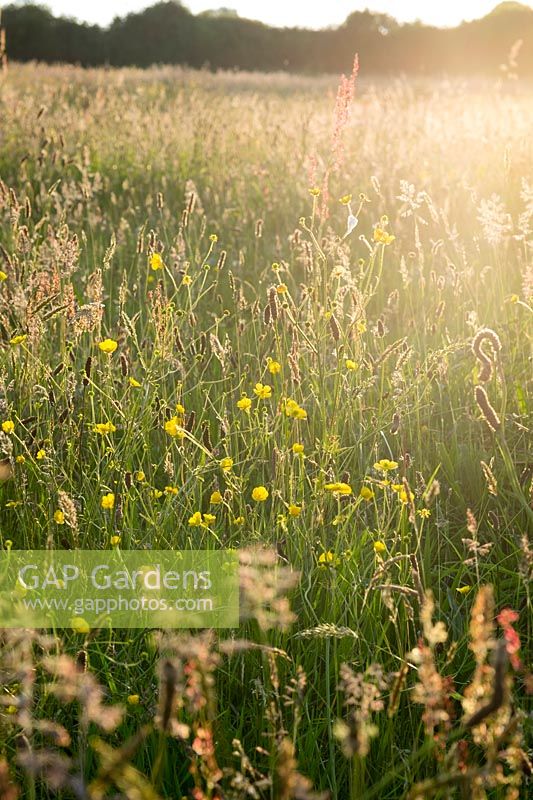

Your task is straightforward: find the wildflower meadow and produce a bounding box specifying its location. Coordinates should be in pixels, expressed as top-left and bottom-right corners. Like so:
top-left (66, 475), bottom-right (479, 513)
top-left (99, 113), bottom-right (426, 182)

top-left (0, 59), bottom-right (531, 798)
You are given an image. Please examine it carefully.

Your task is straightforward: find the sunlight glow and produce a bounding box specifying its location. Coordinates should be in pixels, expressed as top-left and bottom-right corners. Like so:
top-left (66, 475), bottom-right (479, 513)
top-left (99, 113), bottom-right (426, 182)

top-left (43, 0), bottom-right (532, 29)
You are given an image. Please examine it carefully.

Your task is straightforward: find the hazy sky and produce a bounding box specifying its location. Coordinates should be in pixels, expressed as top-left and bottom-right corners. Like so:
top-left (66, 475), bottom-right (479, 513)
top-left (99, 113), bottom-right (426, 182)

top-left (33, 1), bottom-right (531, 29)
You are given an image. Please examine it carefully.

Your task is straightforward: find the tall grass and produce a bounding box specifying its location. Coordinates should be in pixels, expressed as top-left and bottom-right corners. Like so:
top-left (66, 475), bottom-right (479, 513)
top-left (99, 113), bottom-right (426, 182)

top-left (0, 62), bottom-right (531, 799)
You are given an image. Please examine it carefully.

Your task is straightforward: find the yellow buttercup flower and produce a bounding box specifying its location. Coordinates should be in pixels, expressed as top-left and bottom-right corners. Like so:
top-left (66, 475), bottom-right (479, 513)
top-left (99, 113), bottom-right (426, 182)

top-left (9, 334), bottom-right (27, 345)
top-left (53, 510), bottom-right (65, 525)
top-left (345, 359), bottom-right (358, 371)
top-left (374, 459), bottom-right (398, 472)
top-left (359, 487), bottom-right (374, 501)
top-left (164, 416), bottom-right (185, 438)
top-left (110, 535), bottom-right (121, 546)
top-left (457, 585), bottom-right (472, 595)
top-left (219, 457), bottom-right (233, 472)
top-left (339, 194), bottom-right (352, 206)
top-left (373, 227), bottom-right (395, 245)
top-left (318, 551), bottom-right (340, 567)
top-left (135, 470), bottom-right (146, 482)
top-left (2, 420), bottom-right (14, 434)
top-left (175, 403), bottom-right (185, 415)
top-left (98, 338), bottom-right (118, 354)
top-left (203, 513), bottom-right (216, 525)
top-left (398, 488), bottom-right (414, 504)
top-left (267, 359), bottom-right (282, 375)
top-left (251, 485), bottom-right (269, 502)
top-left (325, 482), bottom-right (352, 496)
top-left (16, 455), bottom-right (25, 464)
top-left (253, 382), bottom-right (272, 399)
top-left (94, 421), bottom-right (116, 435)
top-left (188, 511), bottom-right (203, 526)
top-left (288, 504), bottom-right (302, 517)
top-left (36, 449), bottom-right (46, 460)
top-left (210, 490), bottom-right (223, 504)
top-left (309, 187), bottom-right (321, 197)
top-left (128, 377), bottom-right (142, 388)
top-left (127, 694), bottom-right (140, 705)
top-left (237, 394), bottom-right (252, 412)
top-left (149, 253), bottom-right (164, 271)
top-left (0, 270), bottom-right (7, 281)
top-left (164, 485), bottom-right (178, 495)
top-left (276, 284), bottom-right (288, 294)
top-left (101, 492), bottom-right (115, 510)
top-left (292, 442), bottom-right (304, 454)
top-left (417, 508), bottom-right (431, 518)
top-left (71, 617), bottom-right (90, 634)
top-left (181, 274), bottom-right (192, 286)
top-left (233, 516), bottom-right (245, 525)
top-left (152, 489), bottom-right (163, 499)
top-left (284, 399), bottom-right (307, 420)
top-left (373, 541), bottom-right (387, 554)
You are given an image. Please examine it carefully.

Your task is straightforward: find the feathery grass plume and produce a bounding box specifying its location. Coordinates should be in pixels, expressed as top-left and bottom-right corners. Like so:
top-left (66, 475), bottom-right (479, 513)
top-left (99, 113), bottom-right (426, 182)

top-left (409, 553), bottom-right (425, 604)
top-left (275, 738), bottom-right (328, 800)
top-left (334, 664), bottom-right (387, 758)
top-left (464, 638), bottom-right (508, 729)
top-left (390, 412), bottom-right (400, 435)
top-left (329, 313), bottom-right (340, 342)
top-left (374, 336), bottom-right (407, 370)
top-left (156, 659), bottom-right (180, 735)
top-left (472, 327), bottom-right (502, 383)
top-left (175, 327), bottom-right (185, 353)
top-left (72, 302), bottom-right (103, 335)
top-left (408, 590), bottom-right (453, 741)
top-left (480, 459), bottom-right (498, 495)
top-left (519, 534), bottom-right (533, 585)
top-left (201, 419), bottom-right (212, 450)
top-left (294, 623), bottom-right (358, 639)
top-left (466, 507), bottom-right (478, 535)
top-left (387, 663), bottom-right (409, 718)
top-left (239, 548), bottom-right (298, 631)
top-left (268, 286), bottom-right (279, 322)
top-left (331, 54), bottom-right (359, 174)
top-left (458, 586), bottom-right (529, 799)
top-left (477, 194), bottom-right (513, 246)
top-left (57, 491), bottom-right (78, 531)
top-left (216, 249), bottom-right (227, 270)
top-left (474, 385), bottom-right (501, 432)
top-left (465, 585), bottom-right (495, 688)
top-left (42, 654), bottom-right (123, 732)
top-left (288, 353), bottom-right (301, 385)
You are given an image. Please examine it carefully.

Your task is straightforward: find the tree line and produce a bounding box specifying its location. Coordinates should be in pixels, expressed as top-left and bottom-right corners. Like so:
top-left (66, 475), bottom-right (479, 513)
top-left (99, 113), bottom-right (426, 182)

top-left (2, 1), bottom-right (532, 75)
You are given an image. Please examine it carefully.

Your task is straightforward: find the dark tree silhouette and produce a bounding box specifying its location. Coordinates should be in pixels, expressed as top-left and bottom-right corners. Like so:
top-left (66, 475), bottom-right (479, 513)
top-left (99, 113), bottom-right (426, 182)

top-left (2, 1), bottom-right (532, 74)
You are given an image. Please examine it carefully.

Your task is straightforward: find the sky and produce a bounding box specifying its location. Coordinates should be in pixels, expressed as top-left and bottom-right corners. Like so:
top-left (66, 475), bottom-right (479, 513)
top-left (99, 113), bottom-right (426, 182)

top-left (24, 1), bottom-right (533, 29)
